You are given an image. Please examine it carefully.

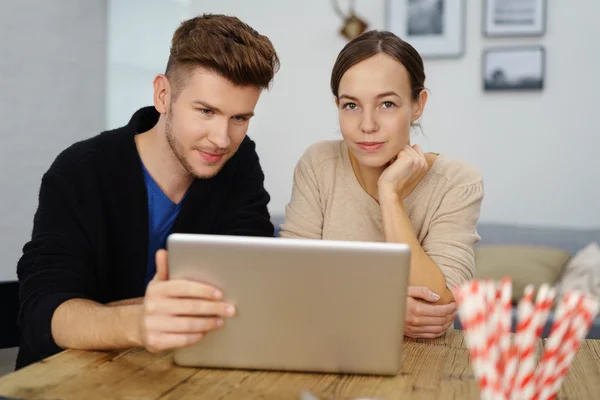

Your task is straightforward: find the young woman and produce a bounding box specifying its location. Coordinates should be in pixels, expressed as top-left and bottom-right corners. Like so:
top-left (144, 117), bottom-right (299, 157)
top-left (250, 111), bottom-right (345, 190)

top-left (279, 30), bottom-right (483, 339)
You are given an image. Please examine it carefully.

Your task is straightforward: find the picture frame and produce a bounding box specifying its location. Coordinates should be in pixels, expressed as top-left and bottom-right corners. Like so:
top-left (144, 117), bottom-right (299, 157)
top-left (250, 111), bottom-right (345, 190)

top-left (386, 0), bottom-right (466, 59)
top-left (482, 46), bottom-right (545, 92)
top-left (483, 0), bottom-right (547, 37)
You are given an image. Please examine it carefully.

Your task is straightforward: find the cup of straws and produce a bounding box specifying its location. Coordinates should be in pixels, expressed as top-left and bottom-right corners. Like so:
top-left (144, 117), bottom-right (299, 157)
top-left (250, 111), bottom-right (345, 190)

top-left (454, 278), bottom-right (599, 400)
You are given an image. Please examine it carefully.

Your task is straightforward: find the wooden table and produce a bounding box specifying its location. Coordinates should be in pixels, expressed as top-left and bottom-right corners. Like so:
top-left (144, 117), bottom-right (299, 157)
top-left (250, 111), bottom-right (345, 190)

top-left (0, 329), bottom-right (599, 399)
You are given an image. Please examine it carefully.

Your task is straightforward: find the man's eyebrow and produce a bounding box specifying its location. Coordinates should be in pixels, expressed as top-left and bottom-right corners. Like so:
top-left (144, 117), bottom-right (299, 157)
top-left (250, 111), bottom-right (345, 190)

top-left (192, 100), bottom-right (222, 114)
top-left (192, 100), bottom-right (254, 117)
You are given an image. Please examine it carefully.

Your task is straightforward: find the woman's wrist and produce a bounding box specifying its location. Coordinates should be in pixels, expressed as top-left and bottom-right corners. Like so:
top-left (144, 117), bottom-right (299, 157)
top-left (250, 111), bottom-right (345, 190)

top-left (377, 184), bottom-right (401, 204)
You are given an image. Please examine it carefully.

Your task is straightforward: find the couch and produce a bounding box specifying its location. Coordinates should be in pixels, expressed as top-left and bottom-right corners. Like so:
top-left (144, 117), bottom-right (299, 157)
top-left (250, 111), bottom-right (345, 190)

top-left (271, 216), bottom-right (600, 338)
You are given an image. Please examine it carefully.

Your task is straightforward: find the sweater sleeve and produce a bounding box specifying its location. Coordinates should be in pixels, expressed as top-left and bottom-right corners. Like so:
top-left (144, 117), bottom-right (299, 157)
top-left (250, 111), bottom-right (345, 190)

top-left (213, 138), bottom-right (274, 237)
top-left (17, 172), bottom-right (97, 364)
top-left (421, 181), bottom-right (484, 289)
top-left (278, 156), bottom-right (324, 239)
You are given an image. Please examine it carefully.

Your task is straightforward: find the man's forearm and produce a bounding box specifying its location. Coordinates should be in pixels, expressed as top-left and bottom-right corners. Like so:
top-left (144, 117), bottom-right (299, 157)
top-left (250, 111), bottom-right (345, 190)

top-left (379, 191), bottom-right (454, 304)
top-left (106, 297), bottom-right (143, 307)
top-left (51, 299), bottom-right (142, 350)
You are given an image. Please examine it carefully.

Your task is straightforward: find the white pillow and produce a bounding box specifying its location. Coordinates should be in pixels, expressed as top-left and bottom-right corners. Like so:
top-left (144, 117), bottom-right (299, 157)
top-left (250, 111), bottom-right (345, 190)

top-left (555, 242), bottom-right (600, 301)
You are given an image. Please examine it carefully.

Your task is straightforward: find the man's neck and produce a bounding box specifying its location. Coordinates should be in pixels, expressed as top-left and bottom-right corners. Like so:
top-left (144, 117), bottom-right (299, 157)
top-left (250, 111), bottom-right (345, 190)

top-left (135, 118), bottom-right (194, 204)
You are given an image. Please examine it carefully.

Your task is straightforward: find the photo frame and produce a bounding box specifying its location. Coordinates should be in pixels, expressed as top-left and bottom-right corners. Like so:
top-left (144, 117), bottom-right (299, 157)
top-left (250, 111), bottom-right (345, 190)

top-left (483, 0), bottom-right (546, 37)
top-left (386, 0), bottom-right (466, 59)
top-left (483, 46), bottom-right (545, 92)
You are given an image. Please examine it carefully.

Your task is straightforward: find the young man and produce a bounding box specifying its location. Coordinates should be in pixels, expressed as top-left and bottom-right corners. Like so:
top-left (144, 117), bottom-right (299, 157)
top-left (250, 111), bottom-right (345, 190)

top-left (16, 14), bottom-right (280, 369)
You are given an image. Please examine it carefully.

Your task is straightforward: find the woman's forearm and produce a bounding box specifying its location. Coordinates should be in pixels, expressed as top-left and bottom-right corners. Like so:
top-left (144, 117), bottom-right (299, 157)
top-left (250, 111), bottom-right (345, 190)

top-left (379, 190), bottom-right (454, 304)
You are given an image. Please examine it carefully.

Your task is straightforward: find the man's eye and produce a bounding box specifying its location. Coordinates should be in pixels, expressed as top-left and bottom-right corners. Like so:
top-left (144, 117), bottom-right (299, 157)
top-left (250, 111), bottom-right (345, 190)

top-left (199, 108), bottom-right (213, 115)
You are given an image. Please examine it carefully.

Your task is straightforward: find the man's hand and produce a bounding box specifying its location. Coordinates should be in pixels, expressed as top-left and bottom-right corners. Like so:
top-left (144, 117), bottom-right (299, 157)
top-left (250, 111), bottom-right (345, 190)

top-left (404, 286), bottom-right (457, 339)
top-left (139, 249), bottom-right (236, 353)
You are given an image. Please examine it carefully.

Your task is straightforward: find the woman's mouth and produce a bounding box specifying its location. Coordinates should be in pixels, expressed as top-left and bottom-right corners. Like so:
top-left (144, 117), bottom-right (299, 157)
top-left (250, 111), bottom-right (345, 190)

top-left (357, 142), bottom-right (385, 152)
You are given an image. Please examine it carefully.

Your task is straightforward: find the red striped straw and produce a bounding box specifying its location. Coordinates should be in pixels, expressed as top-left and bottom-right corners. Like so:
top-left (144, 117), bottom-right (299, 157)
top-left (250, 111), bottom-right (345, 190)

top-left (457, 279), bottom-right (599, 400)
top-left (539, 294), bottom-right (599, 400)
top-left (532, 292), bottom-right (583, 400)
top-left (484, 280), bottom-right (505, 400)
top-left (503, 285), bottom-right (535, 399)
top-left (517, 285), bottom-right (555, 400)
top-left (498, 278), bottom-right (513, 371)
top-left (497, 278), bottom-right (513, 399)
top-left (455, 280), bottom-right (492, 396)
top-left (510, 285), bottom-right (536, 400)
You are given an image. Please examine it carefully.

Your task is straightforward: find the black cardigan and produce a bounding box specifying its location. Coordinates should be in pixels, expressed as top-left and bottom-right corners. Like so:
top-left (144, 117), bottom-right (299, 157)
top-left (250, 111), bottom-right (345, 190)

top-left (16, 107), bottom-right (274, 368)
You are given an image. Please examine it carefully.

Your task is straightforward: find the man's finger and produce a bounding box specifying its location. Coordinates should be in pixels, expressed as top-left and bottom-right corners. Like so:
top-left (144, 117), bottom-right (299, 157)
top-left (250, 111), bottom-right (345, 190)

top-left (407, 286), bottom-right (440, 302)
top-left (145, 315), bottom-right (224, 333)
top-left (145, 298), bottom-right (236, 318)
top-left (154, 249), bottom-right (169, 282)
top-left (148, 279), bottom-right (223, 300)
top-left (145, 332), bottom-right (205, 353)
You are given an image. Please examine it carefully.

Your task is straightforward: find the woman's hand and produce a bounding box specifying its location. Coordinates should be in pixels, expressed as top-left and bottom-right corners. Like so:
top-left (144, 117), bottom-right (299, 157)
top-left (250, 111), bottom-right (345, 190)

top-left (404, 286), bottom-right (457, 339)
top-left (377, 144), bottom-right (429, 200)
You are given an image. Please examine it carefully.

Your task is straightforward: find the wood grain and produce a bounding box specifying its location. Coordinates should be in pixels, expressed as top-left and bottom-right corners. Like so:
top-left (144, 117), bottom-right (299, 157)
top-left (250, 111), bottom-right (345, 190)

top-left (0, 330), bottom-right (597, 400)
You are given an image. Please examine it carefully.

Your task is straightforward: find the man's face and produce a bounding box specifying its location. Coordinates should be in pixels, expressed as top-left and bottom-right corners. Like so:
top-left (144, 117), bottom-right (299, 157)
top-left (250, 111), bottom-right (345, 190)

top-left (165, 68), bottom-right (262, 178)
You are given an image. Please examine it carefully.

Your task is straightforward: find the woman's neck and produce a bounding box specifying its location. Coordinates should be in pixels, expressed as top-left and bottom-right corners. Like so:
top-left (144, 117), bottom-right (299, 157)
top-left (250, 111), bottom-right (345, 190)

top-left (348, 151), bottom-right (387, 201)
top-left (348, 147), bottom-right (438, 202)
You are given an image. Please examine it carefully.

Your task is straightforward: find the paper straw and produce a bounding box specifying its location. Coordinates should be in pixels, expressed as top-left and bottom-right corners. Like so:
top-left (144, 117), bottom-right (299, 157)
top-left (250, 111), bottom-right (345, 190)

top-left (510, 285), bottom-right (536, 400)
top-left (485, 281), bottom-right (505, 400)
top-left (498, 278), bottom-right (513, 373)
top-left (540, 295), bottom-right (599, 400)
top-left (456, 279), bottom-right (599, 400)
top-left (533, 292), bottom-right (583, 399)
top-left (455, 281), bottom-right (494, 398)
top-left (517, 285), bottom-right (554, 400)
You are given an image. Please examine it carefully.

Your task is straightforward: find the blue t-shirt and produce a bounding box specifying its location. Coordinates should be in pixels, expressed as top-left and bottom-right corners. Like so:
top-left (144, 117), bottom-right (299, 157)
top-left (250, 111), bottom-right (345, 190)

top-left (142, 164), bottom-right (185, 285)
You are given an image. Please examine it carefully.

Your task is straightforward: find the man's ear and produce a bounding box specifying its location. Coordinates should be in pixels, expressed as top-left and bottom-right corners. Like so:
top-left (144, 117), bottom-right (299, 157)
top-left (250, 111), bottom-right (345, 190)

top-left (153, 74), bottom-right (171, 114)
top-left (412, 89), bottom-right (428, 123)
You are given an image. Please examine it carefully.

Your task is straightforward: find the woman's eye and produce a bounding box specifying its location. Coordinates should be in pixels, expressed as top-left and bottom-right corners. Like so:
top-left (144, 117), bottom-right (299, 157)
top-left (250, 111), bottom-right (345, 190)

top-left (343, 103), bottom-right (357, 110)
top-left (382, 101), bottom-right (395, 108)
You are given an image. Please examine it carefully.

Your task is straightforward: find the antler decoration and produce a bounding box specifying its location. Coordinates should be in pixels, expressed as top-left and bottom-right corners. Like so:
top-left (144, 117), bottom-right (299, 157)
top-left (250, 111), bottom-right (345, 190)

top-left (331, 0), bottom-right (368, 40)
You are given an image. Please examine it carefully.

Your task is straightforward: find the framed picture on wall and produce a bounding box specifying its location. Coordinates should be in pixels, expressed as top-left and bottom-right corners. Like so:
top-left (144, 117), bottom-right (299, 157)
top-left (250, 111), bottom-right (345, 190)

top-left (483, 0), bottom-right (547, 37)
top-left (386, 0), bottom-right (466, 59)
top-left (483, 46), bottom-right (545, 92)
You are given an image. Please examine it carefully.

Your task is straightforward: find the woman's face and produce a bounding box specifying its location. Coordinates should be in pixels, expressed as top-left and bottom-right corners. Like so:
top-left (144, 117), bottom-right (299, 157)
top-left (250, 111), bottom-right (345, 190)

top-left (336, 53), bottom-right (426, 168)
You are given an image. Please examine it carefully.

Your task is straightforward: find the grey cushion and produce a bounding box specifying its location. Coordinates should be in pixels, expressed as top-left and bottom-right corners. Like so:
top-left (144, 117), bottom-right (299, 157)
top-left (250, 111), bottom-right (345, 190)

top-left (477, 222), bottom-right (600, 255)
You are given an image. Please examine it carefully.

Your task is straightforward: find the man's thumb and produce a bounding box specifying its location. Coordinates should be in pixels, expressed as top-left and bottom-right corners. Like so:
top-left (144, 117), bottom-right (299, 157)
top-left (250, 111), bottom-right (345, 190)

top-left (154, 249), bottom-right (169, 281)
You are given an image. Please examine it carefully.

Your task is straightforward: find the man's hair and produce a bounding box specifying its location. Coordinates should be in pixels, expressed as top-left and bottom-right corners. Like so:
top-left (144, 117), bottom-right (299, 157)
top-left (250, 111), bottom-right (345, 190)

top-left (165, 14), bottom-right (280, 98)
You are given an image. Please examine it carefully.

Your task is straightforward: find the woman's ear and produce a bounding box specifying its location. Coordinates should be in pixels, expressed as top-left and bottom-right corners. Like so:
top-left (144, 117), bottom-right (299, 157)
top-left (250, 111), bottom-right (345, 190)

top-left (411, 89), bottom-right (428, 123)
top-left (334, 96), bottom-right (340, 108)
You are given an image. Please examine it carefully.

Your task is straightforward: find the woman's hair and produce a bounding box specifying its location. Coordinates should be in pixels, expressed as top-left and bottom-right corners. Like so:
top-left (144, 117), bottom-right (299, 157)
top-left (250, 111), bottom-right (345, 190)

top-left (330, 30), bottom-right (425, 101)
top-left (165, 14), bottom-right (280, 99)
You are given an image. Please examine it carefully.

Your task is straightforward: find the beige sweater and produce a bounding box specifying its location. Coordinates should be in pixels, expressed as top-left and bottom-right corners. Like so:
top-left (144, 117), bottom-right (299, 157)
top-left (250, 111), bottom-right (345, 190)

top-left (279, 140), bottom-right (484, 289)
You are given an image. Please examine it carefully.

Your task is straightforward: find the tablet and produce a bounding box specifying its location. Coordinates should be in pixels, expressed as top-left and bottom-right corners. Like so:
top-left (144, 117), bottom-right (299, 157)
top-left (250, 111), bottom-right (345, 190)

top-left (167, 233), bottom-right (410, 375)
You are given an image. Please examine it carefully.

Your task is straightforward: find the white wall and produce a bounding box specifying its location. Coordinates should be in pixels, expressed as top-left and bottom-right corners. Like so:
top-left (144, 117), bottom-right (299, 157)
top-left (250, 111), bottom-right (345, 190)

top-left (0, 0), bottom-right (107, 280)
top-left (106, 0), bottom-right (600, 228)
top-left (106, 0), bottom-right (190, 129)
